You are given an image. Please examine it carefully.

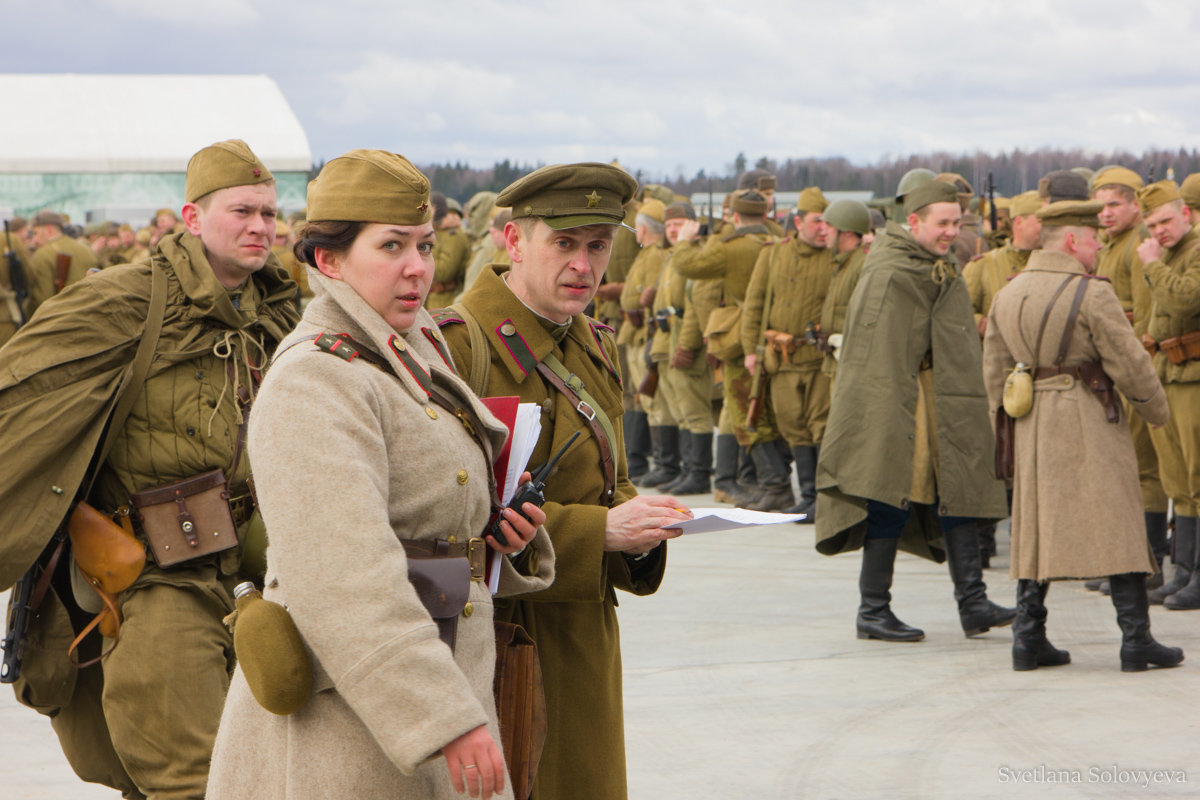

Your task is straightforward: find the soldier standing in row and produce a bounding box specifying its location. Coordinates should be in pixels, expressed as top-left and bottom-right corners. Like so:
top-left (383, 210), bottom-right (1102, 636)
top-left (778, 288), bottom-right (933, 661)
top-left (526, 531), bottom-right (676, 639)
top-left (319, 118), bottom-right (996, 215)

top-left (817, 198), bottom-right (872, 381)
top-left (27, 210), bottom-right (99, 311)
top-left (0, 140), bottom-right (299, 798)
top-left (427, 193), bottom-right (471, 309)
top-left (964, 190), bottom-right (1043, 335)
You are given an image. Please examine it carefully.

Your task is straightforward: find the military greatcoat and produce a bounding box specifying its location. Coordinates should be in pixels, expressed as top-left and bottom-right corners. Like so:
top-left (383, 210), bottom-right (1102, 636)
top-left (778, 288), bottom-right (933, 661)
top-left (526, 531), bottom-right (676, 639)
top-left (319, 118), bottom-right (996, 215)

top-left (437, 265), bottom-right (665, 800)
top-left (983, 251), bottom-right (1165, 581)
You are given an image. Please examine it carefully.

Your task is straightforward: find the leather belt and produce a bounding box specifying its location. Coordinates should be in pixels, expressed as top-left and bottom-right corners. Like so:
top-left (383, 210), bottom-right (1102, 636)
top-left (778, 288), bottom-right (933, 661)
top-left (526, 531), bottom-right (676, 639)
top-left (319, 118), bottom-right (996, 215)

top-left (401, 538), bottom-right (486, 581)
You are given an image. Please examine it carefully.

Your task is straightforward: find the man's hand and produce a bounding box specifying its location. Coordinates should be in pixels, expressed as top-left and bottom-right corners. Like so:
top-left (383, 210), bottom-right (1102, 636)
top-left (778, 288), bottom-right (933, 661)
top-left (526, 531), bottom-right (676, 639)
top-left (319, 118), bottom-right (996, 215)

top-left (1137, 237), bottom-right (1163, 265)
top-left (977, 316), bottom-right (988, 337)
top-left (639, 286), bottom-right (657, 309)
top-left (670, 347), bottom-right (696, 369)
top-left (675, 219), bottom-right (702, 243)
top-left (486, 471), bottom-right (545, 555)
top-left (744, 353), bottom-right (758, 373)
top-left (605, 495), bottom-right (691, 554)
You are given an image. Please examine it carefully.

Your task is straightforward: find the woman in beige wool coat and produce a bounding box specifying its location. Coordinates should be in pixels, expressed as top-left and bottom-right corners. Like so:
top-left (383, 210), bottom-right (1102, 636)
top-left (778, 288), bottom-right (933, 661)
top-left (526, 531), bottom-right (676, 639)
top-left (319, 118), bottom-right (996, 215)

top-left (207, 150), bottom-right (554, 800)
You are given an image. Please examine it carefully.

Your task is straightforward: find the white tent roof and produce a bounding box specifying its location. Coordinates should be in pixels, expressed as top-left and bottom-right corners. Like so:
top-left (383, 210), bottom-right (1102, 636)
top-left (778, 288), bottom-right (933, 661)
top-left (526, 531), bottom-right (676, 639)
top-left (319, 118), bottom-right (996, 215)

top-left (0, 74), bottom-right (311, 173)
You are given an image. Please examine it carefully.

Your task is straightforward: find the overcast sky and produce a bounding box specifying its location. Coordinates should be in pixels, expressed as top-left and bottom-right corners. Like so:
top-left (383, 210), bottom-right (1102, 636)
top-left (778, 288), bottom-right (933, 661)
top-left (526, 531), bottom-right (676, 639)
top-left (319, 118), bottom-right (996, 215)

top-left (6, 0), bottom-right (1200, 178)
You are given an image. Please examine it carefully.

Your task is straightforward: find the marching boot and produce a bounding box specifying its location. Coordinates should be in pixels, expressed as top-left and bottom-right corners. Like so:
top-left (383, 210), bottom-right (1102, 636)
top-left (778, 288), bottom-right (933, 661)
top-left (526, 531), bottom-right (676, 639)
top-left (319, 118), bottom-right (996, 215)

top-left (1164, 516), bottom-right (1200, 609)
top-left (712, 433), bottom-right (749, 504)
top-left (1151, 515), bottom-right (1195, 605)
top-left (1109, 572), bottom-right (1184, 671)
top-left (856, 536), bottom-right (925, 642)
top-left (943, 522), bottom-right (1016, 636)
top-left (1011, 579), bottom-right (1070, 671)
top-left (783, 446), bottom-right (818, 522)
top-left (744, 441), bottom-right (795, 511)
top-left (1145, 511), bottom-right (1169, 591)
top-left (978, 523), bottom-right (996, 569)
top-left (669, 431), bottom-right (714, 495)
top-left (660, 431), bottom-right (692, 493)
top-left (636, 426), bottom-right (681, 488)
top-left (623, 410), bottom-right (651, 480)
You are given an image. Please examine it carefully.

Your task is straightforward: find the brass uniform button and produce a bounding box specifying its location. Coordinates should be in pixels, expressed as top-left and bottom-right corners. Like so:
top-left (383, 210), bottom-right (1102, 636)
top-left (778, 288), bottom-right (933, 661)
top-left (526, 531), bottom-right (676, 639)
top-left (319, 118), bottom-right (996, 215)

top-left (456, 470), bottom-right (469, 485)
top-left (500, 323), bottom-right (516, 336)
top-left (425, 407), bottom-right (438, 420)
top-left (462, 602), bottom-right (474, 618)
top-left (392, 338), bottom-right (407, 351)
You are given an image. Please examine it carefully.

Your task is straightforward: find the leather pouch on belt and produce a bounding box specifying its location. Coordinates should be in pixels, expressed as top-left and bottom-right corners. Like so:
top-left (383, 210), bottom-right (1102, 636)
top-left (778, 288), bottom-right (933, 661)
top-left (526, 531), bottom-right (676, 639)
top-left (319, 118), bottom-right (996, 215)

top-left (1181, 330), bottom-right (1200, 361)
top-left (407, 554), bottom-right (470, 653)
top-left (67, 502), bottom-right (146, 639)
top-left (132, 468), bottom-right (239, 568)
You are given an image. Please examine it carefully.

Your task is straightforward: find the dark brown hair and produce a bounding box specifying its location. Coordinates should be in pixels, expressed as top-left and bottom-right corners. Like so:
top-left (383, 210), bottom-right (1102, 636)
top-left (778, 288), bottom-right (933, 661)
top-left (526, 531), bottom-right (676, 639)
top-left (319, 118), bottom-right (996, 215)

top-left (293, 220), bottom-right (367, 267)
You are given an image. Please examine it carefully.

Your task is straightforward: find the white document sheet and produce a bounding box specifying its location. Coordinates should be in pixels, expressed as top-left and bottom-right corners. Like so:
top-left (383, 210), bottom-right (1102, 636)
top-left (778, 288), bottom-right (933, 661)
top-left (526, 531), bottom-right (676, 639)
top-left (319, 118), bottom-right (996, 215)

top-left (673, 507), bottom-right (807, 534)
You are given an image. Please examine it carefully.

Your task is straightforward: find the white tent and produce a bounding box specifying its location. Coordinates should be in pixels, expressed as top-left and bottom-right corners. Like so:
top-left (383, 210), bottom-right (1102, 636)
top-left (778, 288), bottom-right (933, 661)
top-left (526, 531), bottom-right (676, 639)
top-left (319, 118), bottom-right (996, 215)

top-left (0, 74), bottom-right (311, 222)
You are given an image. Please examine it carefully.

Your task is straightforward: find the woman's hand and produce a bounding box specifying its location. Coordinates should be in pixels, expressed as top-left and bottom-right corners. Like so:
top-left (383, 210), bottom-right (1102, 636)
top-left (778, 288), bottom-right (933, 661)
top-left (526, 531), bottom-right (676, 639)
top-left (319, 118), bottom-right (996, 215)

top-left (442, 724), bottom-right (506, 798)
top-left (486, 471), bottom-right (546, 555)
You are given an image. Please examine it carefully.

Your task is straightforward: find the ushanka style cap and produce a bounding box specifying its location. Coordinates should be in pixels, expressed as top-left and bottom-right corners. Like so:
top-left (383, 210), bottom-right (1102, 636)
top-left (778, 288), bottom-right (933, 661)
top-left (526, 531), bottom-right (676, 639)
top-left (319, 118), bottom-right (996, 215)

top-left (185, 139), bottom-right (274, 203)
top-left (306, 150), bottom-right (432, 225)
top-left (497, 163), bottom-right (638, 230)
top-left (1036, 200), bottom-right (1103, 228)
top-left (731, 190), bottom-right (769, 216)
top-left (903, 180), bottom-right (960, 215)
top-left (1137, 180), bottom-right (1182, 215)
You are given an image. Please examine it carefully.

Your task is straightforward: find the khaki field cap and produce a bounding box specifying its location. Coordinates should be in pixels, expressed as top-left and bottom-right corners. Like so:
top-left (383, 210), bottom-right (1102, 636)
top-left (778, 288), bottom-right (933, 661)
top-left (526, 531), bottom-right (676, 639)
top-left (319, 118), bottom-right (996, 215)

top-left (32, 210), bottom-right (65, 228)
top-left (306, 150), bottom-right (432, 225)
top-left (664, 202), bottom-right (696, 221)
top-left (795, 186), bottom-right (828, 214)
top-left (185, 139), bottom-right (274, 203)
top-left (1036, 200), bottom-right (1103, 228)
top-left (497, 163), bottom-right (638, 230)
top-left (1091, 166), bottom-right (1144, 192)
top-left (638, 197), bottom-right (667, 223)
top-left (904, 180), bottom-right (959, 215)
top-left (1010, 190), bottom-right (1043, 218)
top-left (1180, 174), bottom-right (1200, 211)
top-left (731, 190), bottom-right (769, 216)
top-left (1137, 180), bottom-right (1182, 215)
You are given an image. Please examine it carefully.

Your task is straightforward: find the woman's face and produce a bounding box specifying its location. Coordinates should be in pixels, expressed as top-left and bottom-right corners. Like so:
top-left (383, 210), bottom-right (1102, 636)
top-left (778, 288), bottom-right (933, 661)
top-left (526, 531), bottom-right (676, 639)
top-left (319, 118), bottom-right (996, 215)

top-left (317, 221), bottom-right (435, 332)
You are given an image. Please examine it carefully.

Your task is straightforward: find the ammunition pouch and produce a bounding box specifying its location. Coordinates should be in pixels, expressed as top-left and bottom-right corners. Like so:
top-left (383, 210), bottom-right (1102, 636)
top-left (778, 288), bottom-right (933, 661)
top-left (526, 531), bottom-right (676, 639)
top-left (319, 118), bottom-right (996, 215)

top-left (1143, 333), bottom-right (1159, 356)
top-left (1157, 331), bottom-right (1200, 365)
top-left (131, 469), bottom-right (241, 568)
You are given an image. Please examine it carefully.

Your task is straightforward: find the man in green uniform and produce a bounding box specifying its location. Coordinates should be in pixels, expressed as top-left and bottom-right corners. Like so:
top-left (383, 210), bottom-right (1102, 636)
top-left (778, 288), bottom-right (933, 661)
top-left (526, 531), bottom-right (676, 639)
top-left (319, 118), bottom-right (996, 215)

top-left (815, 180), bottom-right (1014, 642)
top-left (741, 187), bottom-right (834, 516)
top-left (0, 218), bottom-right (32, 346)
top-left (1137, 181), bottom-right (1200, 610)
top-left (672, 190), bottom-right (779, 507)
top-left (817, 198), bottom-right (871, 381)
top-left (964, 190), bottom-right (1043, 335)
top-left (1180, 173), bottom-right (1200, 218)
top-left (435, 162), bottom-right (688, 800)
top-left (426, 192), bottom-right (472, 309)
top-left (27, 210), bottom-right (100, 311)
top-left (0, 140), bottom-right (299, 799)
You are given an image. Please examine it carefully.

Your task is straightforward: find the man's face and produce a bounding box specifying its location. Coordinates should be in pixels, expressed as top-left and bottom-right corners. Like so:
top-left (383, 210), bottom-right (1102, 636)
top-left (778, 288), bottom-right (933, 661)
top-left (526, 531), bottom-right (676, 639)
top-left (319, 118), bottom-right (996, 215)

top-left (505, 219), bottom-right (614, 324)
top-left (1144, 202), bottom-right (1191, 250)
top-left (119, 228), bottom-right (135, 247)
top-left (833, 229), bottom-right (861, 254)
top-left (156, 213), bottom-right (177, 232)
top-left (635, 222), bottom-right (656, 247)
top-left (184, 183), bottom-right (278, 288)
top-left (908, 202), bottom-right (963, 256)
top-left (1071, 227), bottom-right (1102, 271)
top-left (1095, 188), bottom-right (1141, 237)
top-left (664, 217), bottom-right (687, 244)
top-left (1011, 213), bottom-right (1042, 251)
top-left (794, 211), bottom-right (828, 248)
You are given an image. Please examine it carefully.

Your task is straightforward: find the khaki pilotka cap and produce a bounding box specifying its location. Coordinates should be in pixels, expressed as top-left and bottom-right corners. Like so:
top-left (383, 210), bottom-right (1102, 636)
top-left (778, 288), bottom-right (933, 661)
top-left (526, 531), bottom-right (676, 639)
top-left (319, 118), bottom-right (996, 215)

top-left (638, 197), bottom-right (667, 223)
top-left (1036, 200), bottom-right (1103, 228)
top-left (731, 190), bottom-right (769, 216)
top-left (185, 139), bottom-right (274, 203)
top-left (1137, 181), bottom-right (1182, 215)
top-left (795, 186), bottom-right (828, 214)
top-left (1010, 190), bottom-right (1043, 218)
top-left (903, 180), bottom-right (959, 215)
top-left (1092, 166), bottom-right (1144, 192)
top-left (306, 150), bottom-right (431, 225)
top-left (1179, 174), bottom-right (1200, 211)
top-left (497, 163), bottom-right (638, 230)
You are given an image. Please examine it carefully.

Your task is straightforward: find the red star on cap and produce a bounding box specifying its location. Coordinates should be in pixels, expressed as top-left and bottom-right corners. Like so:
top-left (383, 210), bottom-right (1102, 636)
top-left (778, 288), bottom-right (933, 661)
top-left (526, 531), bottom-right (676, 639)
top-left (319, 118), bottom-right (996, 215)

top-left (253, 168), bottom-right (261, 178)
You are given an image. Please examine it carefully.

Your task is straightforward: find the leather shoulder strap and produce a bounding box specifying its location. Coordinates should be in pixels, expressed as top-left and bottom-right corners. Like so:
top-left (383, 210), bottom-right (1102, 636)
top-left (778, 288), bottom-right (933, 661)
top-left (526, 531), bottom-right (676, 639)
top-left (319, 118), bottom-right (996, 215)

top-left (1054, 276), bottom-right (1093, 366)
top-left (449, 303), bottom-right (491, 398)
top-left (1032, 274), bottom-right (1078, 367)
top-left (537, 354), bottom-right (617, 504)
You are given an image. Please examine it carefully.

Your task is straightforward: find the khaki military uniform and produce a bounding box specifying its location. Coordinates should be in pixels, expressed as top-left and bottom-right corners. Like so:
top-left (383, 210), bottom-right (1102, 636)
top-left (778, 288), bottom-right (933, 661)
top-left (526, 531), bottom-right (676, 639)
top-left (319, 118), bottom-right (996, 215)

top-left (650, 249), bottom-right (713, 433)
top-left (0, 231), bottom-right (32, 346)
top-left (673, 224), bottom-right (775, 446)
top-left (437, 265), bottom-right (665, 800)
top-left (0, 231), bottom-right (299, 798)
top-left (427, 226), bottom-right (471, 309)
top-left (28, 233), bottom-right (99, 311)
top-left (952, 213), bottom-right (987, 268)
top-left (742, 237), bottom-right (835, 447)
top-left (272, 243), bottom-right (311, 299)
top-left (818, 243), bottom-right (868, 379)
top-left (963, 243), bottom-right (1033, 328)
top-left (1096, 224), bottom-right (1167, 513)
top-left (1143, 227), bottom-right (1200, 514)
top-left (618, 240), bottom-right (672, 424)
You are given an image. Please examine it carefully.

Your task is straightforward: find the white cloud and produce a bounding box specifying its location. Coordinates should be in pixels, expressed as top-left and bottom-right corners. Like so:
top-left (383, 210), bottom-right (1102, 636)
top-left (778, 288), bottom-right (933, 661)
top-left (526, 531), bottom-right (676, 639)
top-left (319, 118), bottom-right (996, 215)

top-left (98, 0), bottom-right (259, 28)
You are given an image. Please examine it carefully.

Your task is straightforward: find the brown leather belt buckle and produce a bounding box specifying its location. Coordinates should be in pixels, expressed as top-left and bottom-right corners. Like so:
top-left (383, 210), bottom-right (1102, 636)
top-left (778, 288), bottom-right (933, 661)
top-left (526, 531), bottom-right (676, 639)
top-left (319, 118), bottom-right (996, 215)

top-left (468, 537), bottom-right (486, 581)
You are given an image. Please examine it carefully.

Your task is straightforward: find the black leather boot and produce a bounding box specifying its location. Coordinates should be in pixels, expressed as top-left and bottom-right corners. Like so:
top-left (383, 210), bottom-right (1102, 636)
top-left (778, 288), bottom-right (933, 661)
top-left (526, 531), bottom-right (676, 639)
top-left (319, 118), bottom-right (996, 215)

top-left (1152, 516), bottom-right (1195, 605)
top-left (1109, 572), bottom-right (1184, 671)
top-left (943, 521), bottom-right (1016, 636)
top-left (660, 431), bottom-right (692, 493)
top-left (669, 431), bottom-right (714, 495)
top-left (623, 410), bottom-right (651, 480)
top-left (783, 446), bottom-right (817, 522)
top-left (978, 523), bottom-right (997, 569)
top-left (1145, 511), bottom-right (1169, 591)
top-left (745, 441), bottom-right (795, 511)
top-left (637, 426), bottom-right (681, 488)
top-left (1012, 579), bottom-right (1070, 671)
top-left (1164, 516), bottom-right (1200, 609)
top-left (857, 536), bottom-right (925, 642)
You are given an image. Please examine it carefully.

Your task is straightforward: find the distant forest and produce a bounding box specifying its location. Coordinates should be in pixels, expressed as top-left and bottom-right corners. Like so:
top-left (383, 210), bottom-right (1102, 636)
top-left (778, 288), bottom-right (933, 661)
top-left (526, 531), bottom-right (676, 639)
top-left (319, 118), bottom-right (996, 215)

top-left (390, 147), bottom-right (1200, 203)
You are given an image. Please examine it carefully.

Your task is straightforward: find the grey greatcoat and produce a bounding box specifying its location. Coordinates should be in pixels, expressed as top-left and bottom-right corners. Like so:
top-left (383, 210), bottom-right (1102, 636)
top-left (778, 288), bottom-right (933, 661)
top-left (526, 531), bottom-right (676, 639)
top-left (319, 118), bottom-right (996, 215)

top-left (207, 270), bottom-right (555, 799)
top-left (982, 250), bottom-right (1166, 581)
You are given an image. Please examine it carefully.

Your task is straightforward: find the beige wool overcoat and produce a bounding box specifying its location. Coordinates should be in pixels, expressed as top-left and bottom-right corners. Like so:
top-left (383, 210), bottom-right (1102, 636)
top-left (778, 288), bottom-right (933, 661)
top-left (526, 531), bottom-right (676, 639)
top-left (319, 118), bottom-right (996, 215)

top-left (207, 270), bottom-right (554, 800)
top-left (982, 250), bottom-right (1166, 581)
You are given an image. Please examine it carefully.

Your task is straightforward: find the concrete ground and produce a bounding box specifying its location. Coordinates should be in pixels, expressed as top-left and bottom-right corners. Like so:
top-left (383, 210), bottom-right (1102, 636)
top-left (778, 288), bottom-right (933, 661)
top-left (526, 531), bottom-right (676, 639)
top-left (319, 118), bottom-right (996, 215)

top-left (4, 513), bottom-right (1199, 799)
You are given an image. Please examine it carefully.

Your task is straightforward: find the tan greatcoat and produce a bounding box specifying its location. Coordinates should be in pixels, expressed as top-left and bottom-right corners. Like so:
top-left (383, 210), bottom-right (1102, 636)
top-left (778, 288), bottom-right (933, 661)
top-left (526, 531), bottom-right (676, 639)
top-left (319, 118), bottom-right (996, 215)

top-left (207, 270), bottom-right (555, 800)
top-left (982, 250), bottom-right (1166, 581)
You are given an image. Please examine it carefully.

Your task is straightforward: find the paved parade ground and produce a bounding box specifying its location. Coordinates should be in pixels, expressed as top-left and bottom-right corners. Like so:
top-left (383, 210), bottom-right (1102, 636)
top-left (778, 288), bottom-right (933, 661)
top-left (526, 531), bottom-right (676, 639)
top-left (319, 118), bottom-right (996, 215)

top-left (5, 512), bottom-right (1199, 799)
